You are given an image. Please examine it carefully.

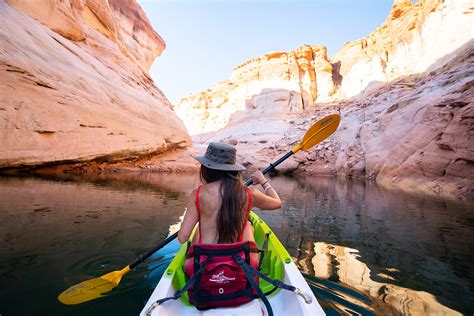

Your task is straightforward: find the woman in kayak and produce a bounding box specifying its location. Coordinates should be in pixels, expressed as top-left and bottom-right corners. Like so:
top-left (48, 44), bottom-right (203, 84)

top-left (152, 142), bottom-right (311, 313)
top-left (178, 142), bottom-right (281, 244)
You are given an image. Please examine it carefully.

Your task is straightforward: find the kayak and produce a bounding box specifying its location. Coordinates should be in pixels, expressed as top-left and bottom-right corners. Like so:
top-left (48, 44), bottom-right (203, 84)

top-left (140, 211), bottom-right (325, 315)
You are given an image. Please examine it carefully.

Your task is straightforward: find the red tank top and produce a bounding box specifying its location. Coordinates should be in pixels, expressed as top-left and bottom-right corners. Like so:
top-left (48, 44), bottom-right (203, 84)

top-left (195, 185), bottom-right (253, 244)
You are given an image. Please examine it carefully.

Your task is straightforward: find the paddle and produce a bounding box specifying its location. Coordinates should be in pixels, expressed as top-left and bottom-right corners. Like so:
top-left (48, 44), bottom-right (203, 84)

top-left (58, 113), bottom-right (341, 305)
top-left (58, 232), bottom-right (178, 305)
top-left (244, 113), bottom-right (341, 185)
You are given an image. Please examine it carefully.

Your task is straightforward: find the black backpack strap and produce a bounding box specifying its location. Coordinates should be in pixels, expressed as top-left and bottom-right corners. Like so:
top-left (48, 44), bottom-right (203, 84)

top-left (145, 256), bottom-right (212, 316)
top-left (244, 259), bottom-right (312, 303)
top-left (234, 255), bottom-right (274, 316)
top-left (234, 254), bottom-right (314, 311)
top-left (250, 265), bottom-right (296, 293)
top-left (258, 232), bottom-right (271, 271)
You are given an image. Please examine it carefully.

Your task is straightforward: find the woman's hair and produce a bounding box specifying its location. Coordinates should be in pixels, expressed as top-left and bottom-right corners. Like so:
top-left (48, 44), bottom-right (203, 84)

top-left (200, 166), bottom-right (248, 243)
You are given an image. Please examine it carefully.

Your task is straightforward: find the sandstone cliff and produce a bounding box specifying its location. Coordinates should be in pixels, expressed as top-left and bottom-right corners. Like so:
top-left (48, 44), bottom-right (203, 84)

top-left (0, 0), bottom-right (191, 169)
top-left (175, 0), bottom-right (473, 200)
top-left (332, 0), bottom-right (473, 99)
top-left (175, 45), bottom-right (333, 136)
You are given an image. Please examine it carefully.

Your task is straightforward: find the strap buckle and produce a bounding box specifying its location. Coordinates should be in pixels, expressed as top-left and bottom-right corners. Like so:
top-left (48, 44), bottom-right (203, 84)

top-left (295, 288), bottom-right (313, 304)
top-left (145, 302), bottom-right (158, 316)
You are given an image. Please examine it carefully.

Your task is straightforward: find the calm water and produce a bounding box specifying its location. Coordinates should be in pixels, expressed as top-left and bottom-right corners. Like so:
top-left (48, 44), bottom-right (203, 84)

top-left (0, 173), bottom-right (472, 315)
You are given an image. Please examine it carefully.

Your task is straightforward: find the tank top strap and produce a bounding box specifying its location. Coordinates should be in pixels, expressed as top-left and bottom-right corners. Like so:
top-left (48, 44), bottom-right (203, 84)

top-left (238, 188), bottom-right (253, 242)
top-left (195, 185), bottom-right (202, 243)
top-left (246, 188), bottom-right (253, 214)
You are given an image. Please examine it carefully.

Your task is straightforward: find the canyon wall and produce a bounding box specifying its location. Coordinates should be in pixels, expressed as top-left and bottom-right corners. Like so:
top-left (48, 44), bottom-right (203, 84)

top-left (176, 0), bottom-right (472, 136)
top-left (175, 45), bottom-right (334, 135)
top-left (332, 0), bottom-right (473, 99)
top-left (175, 0), bottom-right (473, 199)
top-left (0, 0), bottom-right (191, 168)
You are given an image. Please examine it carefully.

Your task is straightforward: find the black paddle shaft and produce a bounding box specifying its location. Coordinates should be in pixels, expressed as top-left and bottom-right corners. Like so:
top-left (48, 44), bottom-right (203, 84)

top-left (129, 231), bottom-right (178, 269)
top-left (244, 151), bottom-right (294, 186)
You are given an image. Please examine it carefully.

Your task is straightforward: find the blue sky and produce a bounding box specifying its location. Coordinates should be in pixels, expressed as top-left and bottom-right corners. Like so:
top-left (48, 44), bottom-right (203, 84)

top-left (138, 0), bottom-right (393, 104)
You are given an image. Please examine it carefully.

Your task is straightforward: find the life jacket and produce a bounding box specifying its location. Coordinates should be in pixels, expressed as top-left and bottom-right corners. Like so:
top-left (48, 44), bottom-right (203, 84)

top-left (184, 185), bottom-right (259, 309)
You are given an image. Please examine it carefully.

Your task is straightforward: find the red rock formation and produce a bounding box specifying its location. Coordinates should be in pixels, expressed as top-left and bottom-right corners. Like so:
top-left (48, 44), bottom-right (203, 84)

top-left (175, 44), bottom-right (334, 135)
top-left (0, 0), bottom-right (191, 169)
top-left (175, 0), bottom-right (473, 199)
top-left (332, 0), bottom-right (473, 99)
top-left (305, 44), bottom-right (474, 200)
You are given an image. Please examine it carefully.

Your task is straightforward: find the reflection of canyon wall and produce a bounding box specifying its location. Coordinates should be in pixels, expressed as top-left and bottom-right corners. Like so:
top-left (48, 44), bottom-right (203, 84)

top-left (310, 242), bottom-right (461, 316)
top-left (256, 176), bottom-right (472, 315)
top-left (176, 0), bottom-right (473, 199)
top-left (0, 173), bottom-right (196, 257)
top-left (0, 0), bottom-right (190, 168)
top-left (0, 174), bottom-right (194, 315)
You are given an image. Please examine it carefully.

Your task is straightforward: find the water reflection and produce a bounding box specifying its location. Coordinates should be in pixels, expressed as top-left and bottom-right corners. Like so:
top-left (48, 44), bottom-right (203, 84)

top-left (0, 173), bottom-right (472, 315)
top-left (0, 173), bottom-right (198, 316)
top-left (257, 176), bottom-right (473, 315)
top-left (304, 242), bottom-right (460, 315)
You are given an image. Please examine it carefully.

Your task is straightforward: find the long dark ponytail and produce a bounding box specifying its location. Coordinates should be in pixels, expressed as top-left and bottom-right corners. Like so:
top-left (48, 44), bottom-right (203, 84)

top-left (200, 166), bottom-right (248, 243)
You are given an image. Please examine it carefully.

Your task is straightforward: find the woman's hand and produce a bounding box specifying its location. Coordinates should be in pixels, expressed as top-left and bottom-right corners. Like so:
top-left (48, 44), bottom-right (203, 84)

top-left (249, 171), bottom-right (281, 209)
top-left (250, 170), bottom-right (267, 185)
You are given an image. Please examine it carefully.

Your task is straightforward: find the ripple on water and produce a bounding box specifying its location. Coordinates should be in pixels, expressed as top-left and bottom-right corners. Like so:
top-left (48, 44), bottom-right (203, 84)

top-left (61, 253), bottom-right (139, 295)
top-left (61, 238), bottom-right (182, 300)
top-left (63, 253), bottom-right (131, 284)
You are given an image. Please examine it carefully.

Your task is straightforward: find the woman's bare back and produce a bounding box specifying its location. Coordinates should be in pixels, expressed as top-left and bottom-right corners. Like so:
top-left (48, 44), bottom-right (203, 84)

top-left (178, 171), bottom-right (281, 245)
top-left (193, 181), bottom-right (254, 244)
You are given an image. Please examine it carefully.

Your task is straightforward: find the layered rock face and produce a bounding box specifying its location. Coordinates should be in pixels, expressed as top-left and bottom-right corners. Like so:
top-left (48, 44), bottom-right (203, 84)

top-left (308, 47), bottom-right (472, 200)
top-left (332, 0), bottom-right (473, 99)
top-left (175, 45), bottom-right (334, 135)
top-left (176, 0), bottom-right (472, 137)
top-left (0, 0), bottom-right (191, 168)
top-left (176, 0), bottom-right (473, 199)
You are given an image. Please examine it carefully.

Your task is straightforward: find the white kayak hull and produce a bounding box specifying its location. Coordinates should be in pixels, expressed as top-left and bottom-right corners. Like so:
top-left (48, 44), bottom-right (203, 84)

top-left (140, 212), bottom-right (325, 315)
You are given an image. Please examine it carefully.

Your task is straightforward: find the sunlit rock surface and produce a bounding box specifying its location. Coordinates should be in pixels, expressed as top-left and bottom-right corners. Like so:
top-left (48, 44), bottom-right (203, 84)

top-left (301, 43), bottom-right (474, 200)
top-left (0, 0), bottom-right (191, 168)
top-left (175, 44), bottom-right (334, 136)
top-left (176, 0), bottom-right (473, 199)
top-left (332, 0), bottom-right (473, 99)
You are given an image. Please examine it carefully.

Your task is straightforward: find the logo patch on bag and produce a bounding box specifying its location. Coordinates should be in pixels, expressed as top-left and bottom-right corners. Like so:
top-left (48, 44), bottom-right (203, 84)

top-left (209, 271), bottom-right (236, 284)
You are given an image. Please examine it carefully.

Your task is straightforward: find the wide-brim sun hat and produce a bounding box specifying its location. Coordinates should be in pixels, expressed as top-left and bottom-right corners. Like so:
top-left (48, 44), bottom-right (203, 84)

top-left (195, 142), bottom-right (246, 171)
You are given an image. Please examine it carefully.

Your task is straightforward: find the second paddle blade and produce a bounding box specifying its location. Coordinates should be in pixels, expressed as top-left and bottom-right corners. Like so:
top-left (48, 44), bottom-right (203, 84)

top-left (300, 114), bottom-right (341, 151)
top-left (58, 266), bottom-right (129, 305)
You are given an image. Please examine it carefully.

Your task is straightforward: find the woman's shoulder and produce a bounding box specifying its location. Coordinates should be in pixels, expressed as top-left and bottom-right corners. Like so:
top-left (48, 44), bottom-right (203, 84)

top-left (196, 182), bottom-right (221, 198)
top-left (247, 186), bottom-right (259, 196)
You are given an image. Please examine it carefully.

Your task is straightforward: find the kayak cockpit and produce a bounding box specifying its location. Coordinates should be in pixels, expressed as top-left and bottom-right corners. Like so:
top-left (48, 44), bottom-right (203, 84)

top-left (141, 212), bottom-right (325, 316)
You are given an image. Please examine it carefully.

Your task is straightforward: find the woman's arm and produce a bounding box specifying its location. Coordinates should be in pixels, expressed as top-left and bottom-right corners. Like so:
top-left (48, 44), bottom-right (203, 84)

top-left (177, 189), bottom-right (199, 244)
top-left (250, 171), bottom-right (282, 210)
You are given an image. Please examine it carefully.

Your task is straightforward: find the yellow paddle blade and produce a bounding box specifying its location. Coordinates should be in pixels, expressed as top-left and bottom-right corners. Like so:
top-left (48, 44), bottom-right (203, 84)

top-left (292, 114), bottom-right (341, 153)
top-left (58, 266), bottom-right (130, 305)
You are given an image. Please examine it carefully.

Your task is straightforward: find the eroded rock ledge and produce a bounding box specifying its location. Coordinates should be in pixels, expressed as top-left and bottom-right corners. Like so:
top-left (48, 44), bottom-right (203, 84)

top-left (0, 0), bottom-right (191, 170)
